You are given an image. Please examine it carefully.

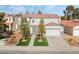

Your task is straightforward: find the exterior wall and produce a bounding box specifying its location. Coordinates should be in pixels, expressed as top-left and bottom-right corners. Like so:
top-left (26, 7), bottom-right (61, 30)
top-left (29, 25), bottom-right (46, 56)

top-left (44, 18), bottom-right (60, 24)
top-left (30, 18), bottom-right (60, 25)
top-left (64, 27), bottom-right (73, 35)
top-left (12, 17), bottom-right (17, 31)
top-left (30, 18), bottom-right (40, 25)
top-left (4, 17), bottom-right (13, 31)
top-left (73, 29), bottom-right (79, 36)
top-left (30, 26), bottom-right (38, 35)
top-left (12, 17), bottom-right (21, 31)
top-left (60, 26), bottom-right (64, 32)
top-left (73, 25), bottom-right (79, 36)
top-left (5, 17), bottom-right (13, 23)
top-left (73, 25), bottom-right (79, 30)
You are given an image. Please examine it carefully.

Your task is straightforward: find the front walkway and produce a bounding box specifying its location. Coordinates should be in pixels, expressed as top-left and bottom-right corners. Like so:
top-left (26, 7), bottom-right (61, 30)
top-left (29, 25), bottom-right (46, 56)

top-left (29, 34), bottom-right (35, 47)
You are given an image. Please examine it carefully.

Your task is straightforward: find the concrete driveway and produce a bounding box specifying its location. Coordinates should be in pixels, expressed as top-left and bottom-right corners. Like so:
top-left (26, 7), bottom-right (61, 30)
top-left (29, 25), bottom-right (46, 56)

top-left (46, 34), bottom-right (79, 51)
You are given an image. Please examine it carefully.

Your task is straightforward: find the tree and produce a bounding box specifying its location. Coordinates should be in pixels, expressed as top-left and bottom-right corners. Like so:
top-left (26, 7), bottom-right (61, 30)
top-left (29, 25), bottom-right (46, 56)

top-left (61, 16), bottom-right (65, 20)
top-left (0, 12), bottom-right (5, 18)
top-left (66, 5), bottom-right (75, 13)
top-left (0, 12), bottom-right (6, 32)
top-left (38, 10), bottom-right (42, 14)
top-left (21, 16), bottom-right (30, 39)
top-left (37, 19), bottom-right (45, 37)
top-left (74, 8), bottom-right (79, 19)
top-left (64, 5), bottom-right (75, 20)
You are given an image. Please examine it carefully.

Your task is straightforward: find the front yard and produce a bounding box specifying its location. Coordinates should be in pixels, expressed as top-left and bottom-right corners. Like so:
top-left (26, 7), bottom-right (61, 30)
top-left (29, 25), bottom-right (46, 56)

top-left (16, 37), bottom-right (31, 46)
top-left (34, 37), bottom-right (48, 46)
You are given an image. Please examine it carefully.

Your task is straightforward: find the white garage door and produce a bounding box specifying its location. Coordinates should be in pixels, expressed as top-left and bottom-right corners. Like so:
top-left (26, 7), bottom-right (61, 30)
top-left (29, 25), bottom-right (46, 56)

top-left (46, 29), bottom-right (60, 36)
top-left (73, 30), bottom-right (79, 36)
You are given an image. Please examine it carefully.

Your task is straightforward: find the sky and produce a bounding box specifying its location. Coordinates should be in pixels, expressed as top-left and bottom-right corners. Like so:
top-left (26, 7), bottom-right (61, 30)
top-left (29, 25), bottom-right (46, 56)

top-left (0, 5), bottom-right (78, 16)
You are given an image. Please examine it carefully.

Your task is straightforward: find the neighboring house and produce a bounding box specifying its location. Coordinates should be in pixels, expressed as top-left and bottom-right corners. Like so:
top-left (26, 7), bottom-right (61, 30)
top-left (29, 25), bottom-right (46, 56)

top-left (61, 20), bottom-right (79, 36)
top-left (4, 15), bottom-right (14, 31)
top-left (4, 14), bottom-right (63, 36)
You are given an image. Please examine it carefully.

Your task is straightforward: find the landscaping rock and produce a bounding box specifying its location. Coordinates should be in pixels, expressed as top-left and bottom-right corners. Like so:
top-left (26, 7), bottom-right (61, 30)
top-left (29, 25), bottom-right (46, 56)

top-left (22, 39), bottom-right (27, 42)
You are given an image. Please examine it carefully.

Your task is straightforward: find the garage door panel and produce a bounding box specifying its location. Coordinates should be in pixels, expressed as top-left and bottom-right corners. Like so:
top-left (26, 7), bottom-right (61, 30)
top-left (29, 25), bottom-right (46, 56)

top-left (46, 30), bottom-right (60, 36)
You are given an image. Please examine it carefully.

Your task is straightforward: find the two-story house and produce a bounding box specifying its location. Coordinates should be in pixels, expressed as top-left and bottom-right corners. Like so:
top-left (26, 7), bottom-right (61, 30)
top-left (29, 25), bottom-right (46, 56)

top-left (4, 14), bottom-right (63, 36)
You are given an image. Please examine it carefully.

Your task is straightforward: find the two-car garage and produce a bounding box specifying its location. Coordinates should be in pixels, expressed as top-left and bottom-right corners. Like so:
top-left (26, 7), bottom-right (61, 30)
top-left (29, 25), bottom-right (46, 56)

top-left (46, 29), bottom-right (61, 36)
top-left (45, 22), bottom-right (63, 36)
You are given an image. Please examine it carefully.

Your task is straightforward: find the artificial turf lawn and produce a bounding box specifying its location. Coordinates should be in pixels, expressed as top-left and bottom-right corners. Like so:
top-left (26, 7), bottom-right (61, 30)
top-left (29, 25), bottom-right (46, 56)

top-left (34, 37), bottom-right (48, 46)
top-left (16, 38), bottom-right (31, 46)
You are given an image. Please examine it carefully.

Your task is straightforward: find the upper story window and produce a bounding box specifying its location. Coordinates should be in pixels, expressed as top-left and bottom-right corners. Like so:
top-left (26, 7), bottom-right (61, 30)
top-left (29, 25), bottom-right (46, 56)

top-left (32, 19), bottom-right (34, 23)
top-left (9, 18), bottom-right (11, 21)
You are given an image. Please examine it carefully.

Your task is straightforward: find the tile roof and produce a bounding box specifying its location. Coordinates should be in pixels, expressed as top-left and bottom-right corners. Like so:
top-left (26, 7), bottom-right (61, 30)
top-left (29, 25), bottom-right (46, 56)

top-left (4, 14), bottom-right (59, 19)
top-left (24, 14), bottom-right (59, 19)
top-left (60, 20), bottom-right (79, 27)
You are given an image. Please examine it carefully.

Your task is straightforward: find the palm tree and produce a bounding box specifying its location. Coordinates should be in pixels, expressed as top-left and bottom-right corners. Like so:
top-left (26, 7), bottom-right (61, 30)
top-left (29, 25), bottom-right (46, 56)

top-left (64, 5), bottom-right (75, 20)
top-left (38, 10), bottom-right (43, 14)
top-left (74, 8), bottom-right (79, 19)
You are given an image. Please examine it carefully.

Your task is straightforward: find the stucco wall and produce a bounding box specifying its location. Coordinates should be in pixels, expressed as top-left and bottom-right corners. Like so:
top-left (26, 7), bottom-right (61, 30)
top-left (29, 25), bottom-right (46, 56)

top-left (30, 18), bottom-right (60, 25)
top-left (73, 25), bottom-right (79, 36)
top-left (64, 27), bottom-right (73, 35)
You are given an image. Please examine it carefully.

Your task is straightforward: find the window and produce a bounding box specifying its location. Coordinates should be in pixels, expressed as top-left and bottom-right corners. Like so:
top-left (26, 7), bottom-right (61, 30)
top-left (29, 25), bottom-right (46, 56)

top-left (32, 19), bottom-right (34, 23)
top-left (9, 18), bottom-right (11, 21)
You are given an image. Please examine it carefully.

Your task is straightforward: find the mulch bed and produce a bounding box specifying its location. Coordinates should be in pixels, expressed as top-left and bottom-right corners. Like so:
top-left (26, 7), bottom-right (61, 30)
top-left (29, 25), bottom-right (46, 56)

top-left (64, 37), bottom-right (79, 47)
